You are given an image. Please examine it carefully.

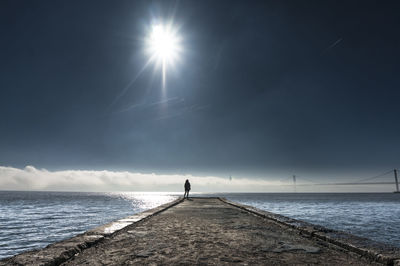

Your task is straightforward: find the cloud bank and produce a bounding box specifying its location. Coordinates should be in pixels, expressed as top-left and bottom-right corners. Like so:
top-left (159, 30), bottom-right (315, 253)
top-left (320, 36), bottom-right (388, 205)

top-left (0, 165), bottom-right (283, 192)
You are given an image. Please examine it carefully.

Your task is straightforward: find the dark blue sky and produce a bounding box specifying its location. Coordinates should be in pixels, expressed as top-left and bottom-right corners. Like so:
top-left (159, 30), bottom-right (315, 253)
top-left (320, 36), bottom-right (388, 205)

top-left (1, 0), bottom-right (399, 179)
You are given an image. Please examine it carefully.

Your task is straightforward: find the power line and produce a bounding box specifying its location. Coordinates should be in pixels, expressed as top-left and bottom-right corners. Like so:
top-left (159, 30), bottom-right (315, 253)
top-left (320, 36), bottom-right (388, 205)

top-left (297, 176), bottom-right (318, 183)
top-left (278, 176), bottom-right (292, 182)
top-left (295, 181), bottom-right (395, 186)
top-left (352, 170), bottom-right (393, 183)
top-left (282, 169), bottom-right (396, 187)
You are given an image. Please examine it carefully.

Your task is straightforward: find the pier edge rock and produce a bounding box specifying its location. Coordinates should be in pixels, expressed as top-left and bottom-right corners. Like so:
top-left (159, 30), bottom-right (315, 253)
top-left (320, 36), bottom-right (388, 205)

top-left (219, 197), bottom-right (400, 265)
top-left (0, 197), bottom-right (184, 266)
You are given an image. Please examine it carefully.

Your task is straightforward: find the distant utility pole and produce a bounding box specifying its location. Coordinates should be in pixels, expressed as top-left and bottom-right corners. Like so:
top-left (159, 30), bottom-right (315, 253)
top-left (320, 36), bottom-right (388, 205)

top-left (394, 169), bottom-right (399, 193)
top-left (293, 175), bottom-right (297, 193)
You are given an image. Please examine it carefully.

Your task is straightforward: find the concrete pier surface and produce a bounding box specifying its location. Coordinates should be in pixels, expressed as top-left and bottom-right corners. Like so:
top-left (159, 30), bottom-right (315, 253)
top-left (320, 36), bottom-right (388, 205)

top-left (2, 197), bottom-right (400, 265)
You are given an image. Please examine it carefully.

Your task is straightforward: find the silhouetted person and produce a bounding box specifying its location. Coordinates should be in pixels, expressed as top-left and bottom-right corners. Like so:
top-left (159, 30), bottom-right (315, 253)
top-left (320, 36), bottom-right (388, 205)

top-left (184, 179), bottom-right (191, 199)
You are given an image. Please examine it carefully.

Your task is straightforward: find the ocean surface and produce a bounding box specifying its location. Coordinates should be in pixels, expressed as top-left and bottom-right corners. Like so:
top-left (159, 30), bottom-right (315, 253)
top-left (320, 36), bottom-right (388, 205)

top-left (0, 191), bottom-right (399, 259)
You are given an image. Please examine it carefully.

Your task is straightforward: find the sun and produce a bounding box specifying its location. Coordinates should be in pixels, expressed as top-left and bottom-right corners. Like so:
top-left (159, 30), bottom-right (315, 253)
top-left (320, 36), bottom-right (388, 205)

top-left (146, 23), bottom-right (182, 91)
top-left (147, 24), bottom-right (181, 67)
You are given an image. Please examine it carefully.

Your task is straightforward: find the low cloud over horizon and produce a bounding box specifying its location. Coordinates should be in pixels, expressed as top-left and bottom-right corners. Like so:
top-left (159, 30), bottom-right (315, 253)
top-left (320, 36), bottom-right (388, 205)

top-left (0, 165), bottom-right (396, 193)
top-left (0, 165), bottom-right (285, 192)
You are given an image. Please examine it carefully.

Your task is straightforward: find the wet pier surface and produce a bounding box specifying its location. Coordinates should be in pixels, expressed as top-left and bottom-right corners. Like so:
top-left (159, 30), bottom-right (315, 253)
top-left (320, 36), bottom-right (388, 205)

top-left (3, 197), bottom-right (400, 265)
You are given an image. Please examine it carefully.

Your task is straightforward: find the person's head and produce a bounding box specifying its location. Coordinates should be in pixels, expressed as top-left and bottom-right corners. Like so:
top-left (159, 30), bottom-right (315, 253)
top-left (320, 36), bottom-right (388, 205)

top-left (185, 179), bottom-right (189, 183)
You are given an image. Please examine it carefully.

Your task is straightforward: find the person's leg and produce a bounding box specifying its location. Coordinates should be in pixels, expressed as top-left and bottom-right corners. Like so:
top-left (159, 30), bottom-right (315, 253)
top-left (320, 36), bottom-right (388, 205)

top-left (187, 190), bottom-right (189, 199)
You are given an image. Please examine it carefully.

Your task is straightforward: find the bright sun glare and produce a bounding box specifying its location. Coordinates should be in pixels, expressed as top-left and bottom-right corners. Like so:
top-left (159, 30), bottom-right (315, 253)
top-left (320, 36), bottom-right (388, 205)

top-left (148, 24), bottom-right (180, 63)
top-left (146, 23), bottom-right (181, 91)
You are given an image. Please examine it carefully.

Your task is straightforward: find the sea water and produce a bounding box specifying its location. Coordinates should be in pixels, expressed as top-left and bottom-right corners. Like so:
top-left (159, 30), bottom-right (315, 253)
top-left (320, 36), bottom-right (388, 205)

top-left (0, 191), bottom-right (399, 259)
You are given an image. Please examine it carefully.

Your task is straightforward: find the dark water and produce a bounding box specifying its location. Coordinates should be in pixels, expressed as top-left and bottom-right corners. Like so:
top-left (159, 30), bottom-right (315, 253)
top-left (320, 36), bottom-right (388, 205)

top-left (0, 191), bottom-right (399, 259)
